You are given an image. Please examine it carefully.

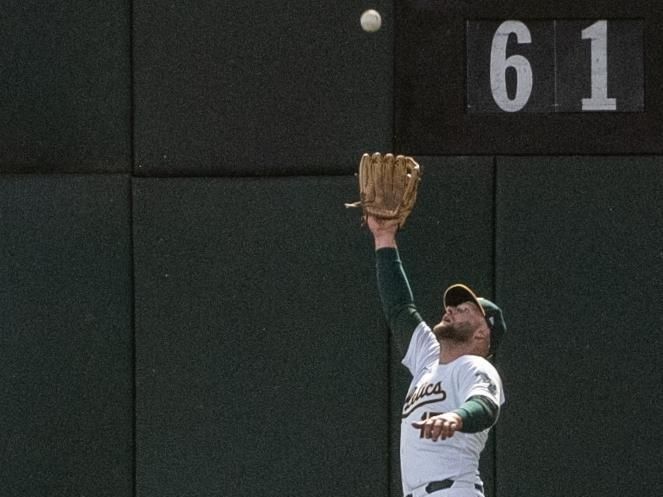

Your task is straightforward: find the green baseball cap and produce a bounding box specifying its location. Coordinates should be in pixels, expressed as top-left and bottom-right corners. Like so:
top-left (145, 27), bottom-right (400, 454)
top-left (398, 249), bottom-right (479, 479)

top-left (443, 283), bottom-right (507, 356)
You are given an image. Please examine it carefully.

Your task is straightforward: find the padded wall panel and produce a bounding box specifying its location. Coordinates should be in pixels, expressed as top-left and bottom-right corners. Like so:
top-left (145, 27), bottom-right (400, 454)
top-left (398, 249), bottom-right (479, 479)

top-left (133, 0), bottom-right (393, 176)
top-left (0, 175), bottom-right (133, 497)
top-left (387, 157), bottom-right (496, 496)
top-left (133, 176), bottom-right (388, 497)
top-left (495, 157), bottom-right (663, 497)
top-left (0, 2), bottom-right (131, 172)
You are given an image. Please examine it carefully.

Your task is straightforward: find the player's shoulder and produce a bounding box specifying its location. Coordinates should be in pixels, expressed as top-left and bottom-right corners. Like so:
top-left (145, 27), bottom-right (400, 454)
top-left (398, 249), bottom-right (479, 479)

top-left (456, 354), bottom-right (500, 376)
top-left (402, 321), bottom-right (440, 376)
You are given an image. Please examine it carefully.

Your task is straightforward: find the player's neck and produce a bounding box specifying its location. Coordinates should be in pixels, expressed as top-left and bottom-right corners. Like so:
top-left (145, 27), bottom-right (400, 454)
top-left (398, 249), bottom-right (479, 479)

top-left (438, 339), bottom-right (481, 364)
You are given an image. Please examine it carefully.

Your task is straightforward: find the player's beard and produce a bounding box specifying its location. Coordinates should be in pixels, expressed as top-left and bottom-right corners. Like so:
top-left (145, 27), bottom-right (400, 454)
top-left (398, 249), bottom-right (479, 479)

top-left (432, 320), bottom-right (475, 343)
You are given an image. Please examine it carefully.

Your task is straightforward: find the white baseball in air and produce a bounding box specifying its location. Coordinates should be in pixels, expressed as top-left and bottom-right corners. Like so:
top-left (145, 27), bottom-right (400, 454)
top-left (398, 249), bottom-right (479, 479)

top-left (360, 9), bottom-right (382, 33)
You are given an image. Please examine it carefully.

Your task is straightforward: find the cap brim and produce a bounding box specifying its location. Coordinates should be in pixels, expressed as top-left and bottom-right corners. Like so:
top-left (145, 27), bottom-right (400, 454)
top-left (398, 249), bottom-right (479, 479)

top-left (443, 283), bottom-right (486, 316)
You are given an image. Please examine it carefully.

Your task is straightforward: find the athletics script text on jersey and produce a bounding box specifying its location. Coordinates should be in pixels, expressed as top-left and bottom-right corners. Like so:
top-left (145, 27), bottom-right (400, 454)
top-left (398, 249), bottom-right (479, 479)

top-left (402, 379), bottom-right (447, 418)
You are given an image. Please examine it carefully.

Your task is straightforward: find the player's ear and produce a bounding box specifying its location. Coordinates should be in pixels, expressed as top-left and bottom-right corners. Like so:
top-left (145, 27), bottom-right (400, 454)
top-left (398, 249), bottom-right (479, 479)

top-left (474, 323), bottom-right (490, 342)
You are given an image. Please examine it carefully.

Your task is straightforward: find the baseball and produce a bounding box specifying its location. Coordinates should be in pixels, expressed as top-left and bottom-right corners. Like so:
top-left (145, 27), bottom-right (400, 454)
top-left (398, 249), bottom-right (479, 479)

top-left (360, 9), bottom-right (382, 33)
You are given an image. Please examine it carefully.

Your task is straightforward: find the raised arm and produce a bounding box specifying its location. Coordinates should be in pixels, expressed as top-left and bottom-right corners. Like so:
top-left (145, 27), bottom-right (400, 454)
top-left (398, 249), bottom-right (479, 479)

top-left (367, 216), bottom-right (423, 352)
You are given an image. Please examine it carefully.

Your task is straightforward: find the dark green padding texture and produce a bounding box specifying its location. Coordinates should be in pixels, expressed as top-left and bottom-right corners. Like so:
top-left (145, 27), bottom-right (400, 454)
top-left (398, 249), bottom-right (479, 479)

top-left (0, 2), bottom-right (130, 172)
top-left (133, 176), bottom-right (389, 497)
top-left (0, 175), bottom-right (133, 497)
top-left (495, 156), bottom-right (663, 497)
top-left (133, 0), bottom-right (393, 176)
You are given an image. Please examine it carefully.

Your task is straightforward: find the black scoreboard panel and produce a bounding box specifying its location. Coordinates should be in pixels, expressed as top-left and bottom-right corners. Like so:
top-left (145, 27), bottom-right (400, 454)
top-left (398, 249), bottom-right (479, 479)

top-left (395, 0), bottom-right (663, 154)
top-left (466, 20), bottom-right (643, 113)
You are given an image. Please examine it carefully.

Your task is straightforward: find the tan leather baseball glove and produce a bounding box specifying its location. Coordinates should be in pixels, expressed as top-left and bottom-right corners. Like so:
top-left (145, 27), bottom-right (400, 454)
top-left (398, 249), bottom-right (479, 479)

top-left (345, 152), bottom-right (422, 228)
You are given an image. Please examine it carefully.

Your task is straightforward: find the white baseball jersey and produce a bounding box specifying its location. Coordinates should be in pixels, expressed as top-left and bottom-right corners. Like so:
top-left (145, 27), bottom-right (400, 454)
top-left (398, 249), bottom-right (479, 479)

top-left (400, 321), bottom-right (505, 494)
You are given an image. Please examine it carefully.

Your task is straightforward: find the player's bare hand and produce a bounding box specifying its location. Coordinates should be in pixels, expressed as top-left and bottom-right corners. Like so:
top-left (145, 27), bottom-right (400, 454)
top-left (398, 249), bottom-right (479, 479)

top-left (412, 413), bottom-right (463, 441)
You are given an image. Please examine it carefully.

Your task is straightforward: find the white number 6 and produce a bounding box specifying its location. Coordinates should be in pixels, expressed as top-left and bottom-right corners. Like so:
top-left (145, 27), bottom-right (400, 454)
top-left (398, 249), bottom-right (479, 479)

top-left (490, 20), bottom-right (533, 112)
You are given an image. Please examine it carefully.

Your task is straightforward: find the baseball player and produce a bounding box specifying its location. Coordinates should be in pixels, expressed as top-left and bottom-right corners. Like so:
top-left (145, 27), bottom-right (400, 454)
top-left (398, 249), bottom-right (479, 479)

top-left (366, 215), bottom-right (506, 497)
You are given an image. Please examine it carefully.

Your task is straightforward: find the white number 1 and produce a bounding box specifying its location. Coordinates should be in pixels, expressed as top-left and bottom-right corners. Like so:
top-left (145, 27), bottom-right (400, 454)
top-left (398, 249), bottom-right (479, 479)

top-left (581, 20), bottom-right (617, 111)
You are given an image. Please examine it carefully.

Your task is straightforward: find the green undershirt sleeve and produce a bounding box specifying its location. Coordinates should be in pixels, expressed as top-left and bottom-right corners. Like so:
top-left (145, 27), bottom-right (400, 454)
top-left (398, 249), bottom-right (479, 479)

top-left (452, 395), bottom-right (500, 433)
top-left (375, 247), bottom-right (423, 353)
